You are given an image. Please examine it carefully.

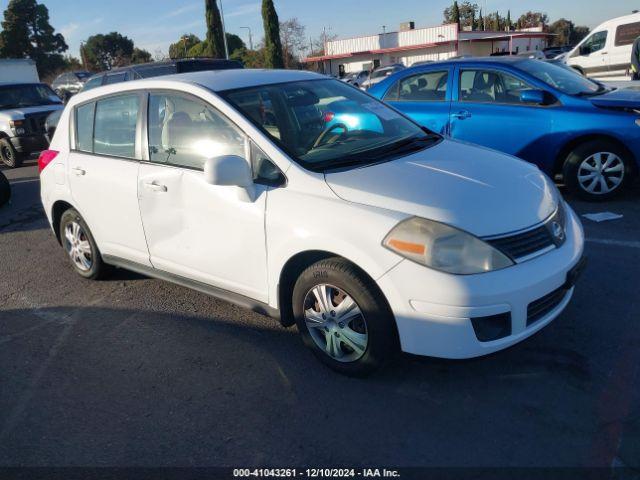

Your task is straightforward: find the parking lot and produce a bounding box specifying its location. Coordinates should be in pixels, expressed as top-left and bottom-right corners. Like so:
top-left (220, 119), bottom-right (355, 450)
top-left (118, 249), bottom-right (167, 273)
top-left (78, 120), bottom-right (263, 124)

top-left (0, 159), bottom-right (639, 470)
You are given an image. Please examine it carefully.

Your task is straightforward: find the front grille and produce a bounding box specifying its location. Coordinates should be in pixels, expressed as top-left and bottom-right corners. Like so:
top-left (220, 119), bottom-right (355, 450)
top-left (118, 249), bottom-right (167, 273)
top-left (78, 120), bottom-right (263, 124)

top-left (487, 224), bottom-right (554, 261)
top-left (24, 113), bottom-right (48, 134)
top-left (527, 287), bottom-right (568, 326)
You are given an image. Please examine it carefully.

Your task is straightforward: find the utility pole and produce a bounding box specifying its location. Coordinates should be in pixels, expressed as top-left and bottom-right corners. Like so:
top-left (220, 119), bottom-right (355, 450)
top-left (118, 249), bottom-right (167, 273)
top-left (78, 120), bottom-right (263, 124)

top-left (240, 26), bottom-right (253, 50)
top-left (218, 0), bottom-right (229, 59)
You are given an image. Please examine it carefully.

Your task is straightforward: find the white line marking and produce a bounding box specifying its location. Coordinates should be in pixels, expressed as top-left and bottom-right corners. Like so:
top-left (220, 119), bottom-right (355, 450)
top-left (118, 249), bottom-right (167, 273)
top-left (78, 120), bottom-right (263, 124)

top-left (586, 238), bottom-right (640, 249)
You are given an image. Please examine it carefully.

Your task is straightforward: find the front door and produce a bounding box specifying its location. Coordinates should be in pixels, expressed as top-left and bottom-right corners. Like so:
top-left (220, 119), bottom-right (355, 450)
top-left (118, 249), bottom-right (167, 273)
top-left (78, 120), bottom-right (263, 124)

top-left (569, 30), bottom-right (609, 77)
top-left (137, 91), bottom-right (269, 302)
top-left (384, 68), bottom-right (452, 135)
top-left (68, 93), bottom-right (151, 266)
top-left (448, 67), bottom-right (553, 162)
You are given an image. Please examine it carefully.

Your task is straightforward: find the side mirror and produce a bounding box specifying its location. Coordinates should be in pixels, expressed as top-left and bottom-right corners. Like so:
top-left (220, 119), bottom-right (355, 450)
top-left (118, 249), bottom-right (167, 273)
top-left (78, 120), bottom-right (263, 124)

top-left (203, 155), bottom-right (256, 201)
top-left (520, 89), bottom-right (547, 105)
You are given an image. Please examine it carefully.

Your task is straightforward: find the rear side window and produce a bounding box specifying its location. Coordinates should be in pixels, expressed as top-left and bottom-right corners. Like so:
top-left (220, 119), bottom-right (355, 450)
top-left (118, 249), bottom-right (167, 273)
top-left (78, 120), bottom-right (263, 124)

top-left (93, 94), bottom-right (139, 158)
top-left (385, 71), bottom-right (448, 102)
top-left (75, 103), bottom-right (95, 152)
top-left (615, 22), bottom-right (640, 47)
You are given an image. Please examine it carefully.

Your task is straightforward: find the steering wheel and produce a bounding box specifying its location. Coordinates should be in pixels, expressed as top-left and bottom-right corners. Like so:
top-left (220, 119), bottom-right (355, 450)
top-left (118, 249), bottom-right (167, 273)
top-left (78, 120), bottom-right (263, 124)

top-left (313, 123), bottom-right (349, 148)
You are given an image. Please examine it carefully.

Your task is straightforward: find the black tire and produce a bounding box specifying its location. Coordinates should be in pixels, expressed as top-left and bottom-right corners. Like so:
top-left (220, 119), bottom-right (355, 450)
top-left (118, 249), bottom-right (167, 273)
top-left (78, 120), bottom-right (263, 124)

top-left (0, 171), bottom-right (10, 207)
top-left (0, 138), bottom-right (23, 168)
top-left (292, 257), bottom-right (398, 376)
top-left (59, 209), bottom-right (108, 280)
top-left (563, 140), bottom-right (632, 201)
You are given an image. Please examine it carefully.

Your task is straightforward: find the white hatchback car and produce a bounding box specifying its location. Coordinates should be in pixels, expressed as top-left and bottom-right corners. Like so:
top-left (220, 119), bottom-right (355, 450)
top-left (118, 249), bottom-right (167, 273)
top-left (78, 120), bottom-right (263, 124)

top-left (40, 70), bottom-right (585, 375)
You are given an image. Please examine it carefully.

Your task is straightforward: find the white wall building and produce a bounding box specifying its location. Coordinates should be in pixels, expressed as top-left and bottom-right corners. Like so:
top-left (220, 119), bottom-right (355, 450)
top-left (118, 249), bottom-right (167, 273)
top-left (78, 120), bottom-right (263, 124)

top-left (304, 23), bottom-right (552, 76)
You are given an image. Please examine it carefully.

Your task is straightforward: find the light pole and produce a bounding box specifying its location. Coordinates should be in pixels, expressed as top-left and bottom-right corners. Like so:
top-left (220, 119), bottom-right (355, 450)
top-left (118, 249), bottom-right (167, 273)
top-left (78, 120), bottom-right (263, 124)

top-left (218, 0), bottom-right (229, 59)
top-left (240, 26), bottom-right (253, 50)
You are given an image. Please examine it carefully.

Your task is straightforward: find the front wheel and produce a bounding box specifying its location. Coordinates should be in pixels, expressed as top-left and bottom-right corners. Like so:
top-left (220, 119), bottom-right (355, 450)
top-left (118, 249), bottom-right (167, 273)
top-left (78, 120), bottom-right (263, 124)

top-left (292, 258), bottom-right (398, 376)
top-left (59, 209), bottom-right (108, 280)
top-left (0, 138), bottom-right (23, 168)
top-left (563, 140), bottom-right (632, 201)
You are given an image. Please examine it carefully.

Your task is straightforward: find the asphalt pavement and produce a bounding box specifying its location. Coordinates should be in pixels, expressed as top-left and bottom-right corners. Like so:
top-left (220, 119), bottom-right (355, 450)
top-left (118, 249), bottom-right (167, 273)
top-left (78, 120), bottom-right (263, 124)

top-left (0, 159), bottom-right (638, 471)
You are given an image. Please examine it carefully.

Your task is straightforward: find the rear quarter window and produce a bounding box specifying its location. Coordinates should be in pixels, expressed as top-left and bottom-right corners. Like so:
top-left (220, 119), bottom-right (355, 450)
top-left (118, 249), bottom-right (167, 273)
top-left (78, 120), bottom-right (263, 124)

top-left (615, 22), bottom-right (640, 46)
top-left (75, 103), bottom-right (95, 152)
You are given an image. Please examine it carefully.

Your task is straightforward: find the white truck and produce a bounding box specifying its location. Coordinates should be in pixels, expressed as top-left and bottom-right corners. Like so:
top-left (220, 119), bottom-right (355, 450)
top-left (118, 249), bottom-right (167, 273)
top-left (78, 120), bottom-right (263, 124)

top-left (0, 59), bottom-right (63, 167)
top-left (566, 12), bottom-right (640, 81)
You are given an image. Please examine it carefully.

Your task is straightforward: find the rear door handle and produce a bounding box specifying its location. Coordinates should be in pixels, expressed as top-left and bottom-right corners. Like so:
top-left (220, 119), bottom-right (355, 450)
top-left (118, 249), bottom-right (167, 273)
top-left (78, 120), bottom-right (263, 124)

top-left (143, 181), bottom-right (168, 193)
top-left (72, 167), bottom-right (86, 176)
top-left (452, 110), bottom-right (472, 120)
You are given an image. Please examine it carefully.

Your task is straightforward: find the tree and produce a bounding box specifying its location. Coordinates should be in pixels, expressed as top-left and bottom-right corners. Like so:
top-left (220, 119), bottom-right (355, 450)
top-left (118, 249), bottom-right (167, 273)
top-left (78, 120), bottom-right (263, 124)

top-left (262, 0), bottom-right (284, 68)
top-left (204, 0), bottom-right (226, 58)
top-left (169, 34), bottom-right (201, 59)
top-left (493, 11), bottom-right (500, 31)
top-left (477, 9), bottom-right (484, 31)
top-left (131, 47), bottom-right (152, 64)
top-left (444, 1), bottom-right (478, 30)
top-left (548, 18), bottom-right (590, 46)
top-left (280, 17), bottom-right (306, 67)
top-left (226, 33), bottom-right (246, 56)
top-left (83, 32), bottom-right (134, 70)
top-left (517, 11), bottom-right (549, 29)
top-left (0, 0), bottom-right (68, 77)
top-left (506, 10), bottom-right (512, 31)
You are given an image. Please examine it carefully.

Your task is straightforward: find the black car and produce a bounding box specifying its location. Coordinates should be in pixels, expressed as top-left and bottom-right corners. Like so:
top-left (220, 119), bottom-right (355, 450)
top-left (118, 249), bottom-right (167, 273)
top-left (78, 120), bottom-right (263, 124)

top-left (81, 58), bottom-right (243, 92)
top-left (0, 170), bottom-right (10, 207)
top-left (51, 71), bottom-right (91, 98)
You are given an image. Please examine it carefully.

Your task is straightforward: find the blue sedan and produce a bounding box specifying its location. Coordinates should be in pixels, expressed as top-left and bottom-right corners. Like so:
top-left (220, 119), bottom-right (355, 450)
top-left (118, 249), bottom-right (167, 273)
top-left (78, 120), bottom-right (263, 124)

top-left (368, 57), bottom-right (640, 200)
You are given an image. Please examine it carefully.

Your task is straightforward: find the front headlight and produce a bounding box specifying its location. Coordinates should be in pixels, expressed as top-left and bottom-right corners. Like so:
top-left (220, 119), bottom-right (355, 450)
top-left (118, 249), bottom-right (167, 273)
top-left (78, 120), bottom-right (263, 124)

top-left (383, 217), bottom-right (514, 275)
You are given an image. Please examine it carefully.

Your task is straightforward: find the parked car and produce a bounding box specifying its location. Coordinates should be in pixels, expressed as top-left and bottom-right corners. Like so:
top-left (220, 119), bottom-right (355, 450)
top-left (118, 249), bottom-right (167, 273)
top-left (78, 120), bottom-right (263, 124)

top-left (360, 64), bottom-right (406, 90)
top-left (543, 46), bottom-right (574, 59)
top-left (341, 70), bottom-right (370, 88)
top-left (51, 70), bottom-right (91, 98)
top-left (369, 57), bottom-right (640, 200)
top-left (566, 12), bottom-right (640, 80)
top-left (517, 50), bottom-right (546, 60)
top-left (81, 58), bottom-right (243, 92)
top-left (0, 83), bottom-right (63, 167)
top-left (0, 170), bottom-right (10, 207)
top-left (40, 69), bottom-right (585, 375)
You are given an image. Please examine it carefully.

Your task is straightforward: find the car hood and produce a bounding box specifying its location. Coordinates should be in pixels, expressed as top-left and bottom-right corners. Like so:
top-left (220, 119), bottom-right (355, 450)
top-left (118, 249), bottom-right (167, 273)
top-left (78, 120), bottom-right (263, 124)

top-left (0, 104), bottom-right (63, 119)
top-left (324, 140), bottom-right (558, 237)
top-left (589, 86), bottom-right (640, 110)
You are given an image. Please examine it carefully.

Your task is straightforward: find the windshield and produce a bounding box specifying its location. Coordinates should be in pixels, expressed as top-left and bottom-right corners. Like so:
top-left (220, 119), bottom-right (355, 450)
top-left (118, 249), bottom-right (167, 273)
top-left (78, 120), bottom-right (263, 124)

top-left (0, 84), bottom-right (61, 109)
top-left (517, 59), bottom-right (601, 96)
top-left (223, 79), bottom-right (439, 171)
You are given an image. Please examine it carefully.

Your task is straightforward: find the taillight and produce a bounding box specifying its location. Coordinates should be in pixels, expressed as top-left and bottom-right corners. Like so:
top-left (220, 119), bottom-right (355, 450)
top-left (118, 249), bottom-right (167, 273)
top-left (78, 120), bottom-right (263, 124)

top-left (38, 150), bottom-right (59, 173)
top-left (323, 111), bottom-right (335, 122)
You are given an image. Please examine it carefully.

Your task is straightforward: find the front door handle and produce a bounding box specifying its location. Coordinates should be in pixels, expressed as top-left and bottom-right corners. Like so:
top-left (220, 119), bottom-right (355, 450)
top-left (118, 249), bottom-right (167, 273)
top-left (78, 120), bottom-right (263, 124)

top-left (143, 181), bottom-right (168, 193)
top-left (452, 110), bottom-right (472, 120)
top-left (72, 167), bottom-right (86, 176)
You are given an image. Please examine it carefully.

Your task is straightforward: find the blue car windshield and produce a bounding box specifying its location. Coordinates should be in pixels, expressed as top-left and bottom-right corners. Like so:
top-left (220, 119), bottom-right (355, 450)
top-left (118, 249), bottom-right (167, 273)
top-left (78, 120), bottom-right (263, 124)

top-left (223, 79), bottom-right (439, 171)
top-left (517, 60), bottom-right (601, 96)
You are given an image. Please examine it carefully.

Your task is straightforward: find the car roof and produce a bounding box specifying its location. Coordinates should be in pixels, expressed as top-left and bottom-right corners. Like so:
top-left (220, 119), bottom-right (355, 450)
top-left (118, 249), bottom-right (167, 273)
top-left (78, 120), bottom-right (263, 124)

top-left (70, 69), bottom-right (326, 104)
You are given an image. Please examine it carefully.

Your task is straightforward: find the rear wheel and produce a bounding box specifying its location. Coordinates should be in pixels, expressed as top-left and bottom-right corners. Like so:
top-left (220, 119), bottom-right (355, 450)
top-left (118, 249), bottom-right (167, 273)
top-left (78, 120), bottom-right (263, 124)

top-left (0, 138), bottom-right (23, 168)
top-left (292, 258), bottom-right (398, 376)
top-left (59, 209), bottom-right (107, 280)
top-left (563, 140), bottom-right (631, 201)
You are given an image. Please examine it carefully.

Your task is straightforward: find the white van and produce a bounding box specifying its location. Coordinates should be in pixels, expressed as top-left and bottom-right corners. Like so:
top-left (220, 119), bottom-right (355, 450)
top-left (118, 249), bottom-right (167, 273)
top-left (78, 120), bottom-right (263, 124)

top-left (566, 12), bottom-right (640, 81)
top-left (0, 59), bottom-right (40, 83)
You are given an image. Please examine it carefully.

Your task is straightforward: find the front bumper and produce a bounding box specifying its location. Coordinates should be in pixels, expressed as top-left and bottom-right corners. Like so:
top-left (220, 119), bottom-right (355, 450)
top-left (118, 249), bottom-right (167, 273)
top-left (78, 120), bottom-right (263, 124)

top-left (377, 204), bottom-right (585, 359)
top-left (9, 134), bottom-right (49, 155)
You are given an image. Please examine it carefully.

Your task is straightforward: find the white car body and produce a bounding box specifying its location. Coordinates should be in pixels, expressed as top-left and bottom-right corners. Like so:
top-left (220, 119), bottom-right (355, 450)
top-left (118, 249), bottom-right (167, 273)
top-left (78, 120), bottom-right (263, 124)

top-left (40, 70), bottom-right (584, 361)
top-left (566, 12), bottom-right (640, 81)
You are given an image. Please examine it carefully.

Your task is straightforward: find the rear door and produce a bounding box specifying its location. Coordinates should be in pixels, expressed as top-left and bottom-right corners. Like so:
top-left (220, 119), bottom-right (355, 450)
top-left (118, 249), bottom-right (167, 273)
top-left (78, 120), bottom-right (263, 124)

top-left (382, 68), bottom-right (452, 135)
top-left (68, 93), bottom-right (151, 266)
top-left (448, 66), bottom-right (553, 161)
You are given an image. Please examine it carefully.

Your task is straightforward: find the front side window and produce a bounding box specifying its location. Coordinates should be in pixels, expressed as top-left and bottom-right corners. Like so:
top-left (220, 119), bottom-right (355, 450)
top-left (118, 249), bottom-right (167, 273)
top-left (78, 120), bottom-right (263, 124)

top-left (223, 79), bottom-right (438, 171)
top-left (615, 22), bottom-right (640, 46)
top-left (385, 71), bottom-right (448, 102)
top-left (580, 31), bottom-right (608, 55)
top-left (93, 94), bottom-right (139, 158)
top-left (147, 92), bottom-right (247, 170)
top-left (75, 102), bottom-right (95, 152)
top-left (459, 70), bottom-right (535, 104)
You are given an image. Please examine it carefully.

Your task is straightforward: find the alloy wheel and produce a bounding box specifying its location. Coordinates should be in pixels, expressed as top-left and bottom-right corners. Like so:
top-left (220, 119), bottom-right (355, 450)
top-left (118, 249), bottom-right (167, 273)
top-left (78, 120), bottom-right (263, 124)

top-left (303, 284), bottom-right (368, 363)
top-left (64, 221), bottom-right (93, 271)
top-left (578, 152), bottom-right (624, 195)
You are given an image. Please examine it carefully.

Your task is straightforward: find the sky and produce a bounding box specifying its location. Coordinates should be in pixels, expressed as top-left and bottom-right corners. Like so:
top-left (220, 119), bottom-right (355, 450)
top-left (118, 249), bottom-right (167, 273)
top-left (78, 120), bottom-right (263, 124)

top-left (0, 0), bottom-right (636, 59)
